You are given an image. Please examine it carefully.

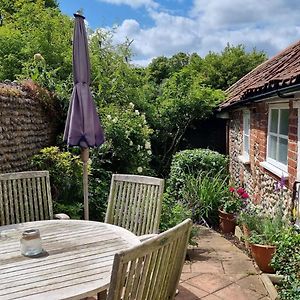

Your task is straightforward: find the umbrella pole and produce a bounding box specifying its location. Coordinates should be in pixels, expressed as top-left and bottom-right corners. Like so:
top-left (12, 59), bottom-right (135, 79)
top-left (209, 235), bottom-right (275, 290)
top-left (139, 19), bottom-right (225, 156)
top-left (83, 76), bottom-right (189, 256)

top-left (81, 147), bottom-right (89, 220)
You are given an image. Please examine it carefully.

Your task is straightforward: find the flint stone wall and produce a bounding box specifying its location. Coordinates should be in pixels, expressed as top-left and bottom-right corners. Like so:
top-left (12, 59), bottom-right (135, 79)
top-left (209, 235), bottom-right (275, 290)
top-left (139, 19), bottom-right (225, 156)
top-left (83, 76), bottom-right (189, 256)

top-left (229, 101), bottom-right (294, 217)
top-left (0, 82), bottom-right (56, 173)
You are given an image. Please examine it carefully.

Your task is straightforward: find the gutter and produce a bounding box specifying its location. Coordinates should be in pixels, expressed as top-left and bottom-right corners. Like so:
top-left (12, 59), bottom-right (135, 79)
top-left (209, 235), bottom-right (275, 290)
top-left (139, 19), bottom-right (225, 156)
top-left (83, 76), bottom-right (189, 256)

top-left (218, 82), bottom-right (300, 112)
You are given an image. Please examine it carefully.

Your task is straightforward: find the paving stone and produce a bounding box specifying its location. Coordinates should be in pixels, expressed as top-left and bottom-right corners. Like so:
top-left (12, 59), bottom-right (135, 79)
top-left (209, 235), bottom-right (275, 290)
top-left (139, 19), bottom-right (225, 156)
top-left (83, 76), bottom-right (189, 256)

top-left (201, 294), bottom-right (222, 300)
top-left (222, 259), bottom-right (257, 274)
top-left (179, 226), bottom-right (271, 300)
top-left (237, 275), bottom-right (269, 296)
top-left (179, 282), bottom-right (208, 298)
top-left (180, 272), bottom-right (201, 282)
top-left (186, 273), bottom-right (233, 294)
top-left (191, 260), bottom-right (224, 274)
top-left (213, 283), bottom-right (264, 300)
top-left (182, 262), bottom-right (192, 273)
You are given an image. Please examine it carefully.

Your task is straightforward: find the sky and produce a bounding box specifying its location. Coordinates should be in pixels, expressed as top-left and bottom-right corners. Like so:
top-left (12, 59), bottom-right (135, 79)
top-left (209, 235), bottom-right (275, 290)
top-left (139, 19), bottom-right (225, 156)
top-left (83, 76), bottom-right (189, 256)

top-left (58, 0), bottom-right (300, 66)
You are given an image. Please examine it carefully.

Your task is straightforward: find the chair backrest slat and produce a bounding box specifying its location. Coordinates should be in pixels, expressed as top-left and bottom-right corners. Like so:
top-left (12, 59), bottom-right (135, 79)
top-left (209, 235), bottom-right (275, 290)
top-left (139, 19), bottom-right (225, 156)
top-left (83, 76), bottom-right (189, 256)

top-left (107, 219), bottom-right (192, 300)
top-left (0, 171), bottom-right (54, 225)
top-left (105, 174), bottom-right (165, 236)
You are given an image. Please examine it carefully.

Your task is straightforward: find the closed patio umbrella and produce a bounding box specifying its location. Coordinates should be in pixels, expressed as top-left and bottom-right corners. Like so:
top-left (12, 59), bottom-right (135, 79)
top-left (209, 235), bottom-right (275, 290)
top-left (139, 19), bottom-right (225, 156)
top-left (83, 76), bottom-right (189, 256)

top-left (64, 13), bottom-right (104, 220)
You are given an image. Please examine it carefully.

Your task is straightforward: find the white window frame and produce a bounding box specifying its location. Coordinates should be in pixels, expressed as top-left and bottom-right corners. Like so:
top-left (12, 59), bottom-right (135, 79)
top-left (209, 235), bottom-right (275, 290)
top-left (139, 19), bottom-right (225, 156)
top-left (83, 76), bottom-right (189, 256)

top-left (238, 110), bottom-right (250, 164)
top-left (266, 103), bottom-right (289, 173)
top-left (243, 110), bottom-right (250, 159)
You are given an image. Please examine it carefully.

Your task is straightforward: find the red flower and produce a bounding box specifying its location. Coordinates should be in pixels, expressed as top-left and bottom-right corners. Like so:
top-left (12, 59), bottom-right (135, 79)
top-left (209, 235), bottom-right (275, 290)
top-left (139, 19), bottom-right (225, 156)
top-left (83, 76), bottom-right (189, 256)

top-left (229, 187), bottom-right (235, 192)
top-left (241, 192), bottom-right (249, 199)
top-left (237, 187), bottom-right (245, 195)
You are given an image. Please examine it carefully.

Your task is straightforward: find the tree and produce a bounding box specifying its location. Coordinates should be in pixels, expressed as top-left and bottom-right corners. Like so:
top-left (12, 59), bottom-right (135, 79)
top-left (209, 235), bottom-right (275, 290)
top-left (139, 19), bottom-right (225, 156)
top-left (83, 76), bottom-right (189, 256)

top-left (148, 66), bottom-right (225, 175)
top-left (0, 0), bottom-right (72, 81)
top-left (202, 44), bottom-right (267, 90)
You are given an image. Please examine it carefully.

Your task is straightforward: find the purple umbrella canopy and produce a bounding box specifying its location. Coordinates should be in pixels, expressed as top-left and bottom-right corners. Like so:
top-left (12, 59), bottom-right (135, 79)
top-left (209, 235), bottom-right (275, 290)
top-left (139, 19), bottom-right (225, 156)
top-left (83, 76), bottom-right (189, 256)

top-left (64, 13), bottom-right (104, 148)
top-left (64, 13), bottom-right (104, 220)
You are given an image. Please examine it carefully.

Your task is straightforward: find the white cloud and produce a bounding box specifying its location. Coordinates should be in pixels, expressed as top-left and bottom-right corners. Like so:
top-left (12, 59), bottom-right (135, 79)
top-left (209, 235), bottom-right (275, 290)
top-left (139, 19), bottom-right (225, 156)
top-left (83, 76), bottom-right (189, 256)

top-left (101, 0), bottom-right (300, 65)
top-left (98, 0), bottom-right (158, 9)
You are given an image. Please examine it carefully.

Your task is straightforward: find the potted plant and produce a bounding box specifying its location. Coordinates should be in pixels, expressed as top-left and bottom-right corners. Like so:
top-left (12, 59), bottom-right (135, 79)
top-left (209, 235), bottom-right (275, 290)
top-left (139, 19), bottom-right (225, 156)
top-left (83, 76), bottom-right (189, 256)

top-left (219, 186), bottom-right (249, 234)
top-left (237, 200), bottom-right (262, 250)
top-left (248, 215), bottom-right (285, 273)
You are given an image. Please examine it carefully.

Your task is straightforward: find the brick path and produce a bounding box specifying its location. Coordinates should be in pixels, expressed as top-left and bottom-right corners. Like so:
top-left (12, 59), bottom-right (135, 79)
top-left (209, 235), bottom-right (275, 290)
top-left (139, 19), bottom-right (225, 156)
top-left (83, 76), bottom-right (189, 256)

top-left (176, 227), bottom-right (271, 300)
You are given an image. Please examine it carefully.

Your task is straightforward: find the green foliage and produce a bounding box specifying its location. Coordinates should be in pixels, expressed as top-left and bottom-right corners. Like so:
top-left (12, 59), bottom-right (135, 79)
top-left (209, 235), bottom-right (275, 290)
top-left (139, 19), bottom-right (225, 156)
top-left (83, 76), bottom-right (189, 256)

top-left (31, 147), bottom-right (83, 218)
top-left (271, 228), bottom-right (300, 300)
top-left (181, 170), bottom-right (229, 226)
top-left (0, 26), bottom-right (24, 80)
top-left (88, 148), bottom-right (112, 221)
top-left (168, 148), bottom-right (228, 201)
top-left (237, 201), bottom-right (263, 231)
top-left (160, 192), bottom-right (198, 246)
top-left (202, 44), bottom-right (267, 90)
top-left (89, 30), bottom-right (141, 108)
top-left (146, 56), bottom-right (171, 85)
top-left (149, 67), bottom-right (225, 174)
top-left (19, 57), bottom-right (61, 92)
top-left (160, 149), bottom-right (228, 241)
top-left (100, 103), bottom-right (153, 175)
top-left (160, 192), bottom-right (192, 232)
top-left (0, 0), bottom-right (72, 82)
top-left (248, 215), bottom-right (286, 246)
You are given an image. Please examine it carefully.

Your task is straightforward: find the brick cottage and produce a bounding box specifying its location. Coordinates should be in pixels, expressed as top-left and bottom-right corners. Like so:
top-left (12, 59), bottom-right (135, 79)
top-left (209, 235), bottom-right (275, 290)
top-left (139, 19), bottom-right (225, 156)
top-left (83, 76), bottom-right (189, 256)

top-left (219, 40), bottom-right (300, 221)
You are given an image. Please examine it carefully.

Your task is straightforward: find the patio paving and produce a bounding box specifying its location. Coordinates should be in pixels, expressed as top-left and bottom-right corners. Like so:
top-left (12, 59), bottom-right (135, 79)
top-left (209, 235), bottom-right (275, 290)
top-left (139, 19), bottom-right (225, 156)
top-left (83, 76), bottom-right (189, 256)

top-left (176, 226), bottom-right (271, 300)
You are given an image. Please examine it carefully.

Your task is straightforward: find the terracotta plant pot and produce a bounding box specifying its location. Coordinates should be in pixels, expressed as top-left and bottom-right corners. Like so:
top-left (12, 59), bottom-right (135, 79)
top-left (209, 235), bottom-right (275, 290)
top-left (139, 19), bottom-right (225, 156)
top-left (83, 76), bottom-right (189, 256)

top-left (250, 243), bottom-right (276, 273)
top-left (242, 224), bottom-right (251, 251)
top-left (218, 209), bottom-right (236, 234)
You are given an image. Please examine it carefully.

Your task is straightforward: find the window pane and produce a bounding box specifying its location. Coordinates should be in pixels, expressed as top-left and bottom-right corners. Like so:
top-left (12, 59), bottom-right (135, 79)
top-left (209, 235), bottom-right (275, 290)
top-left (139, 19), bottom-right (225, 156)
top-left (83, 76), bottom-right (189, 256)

top-left (268, 135), bottom-right (277, 160)
top-left (279, 109), bottom-right (289, 135)
top-left (244, 113), bottom-right (250, 134)
top-left (278, 138), bottom-right (288, 165)
top-left (244, 136), bottom-right (249, 155)
top-left (270, 109), bottom-right (278, 133)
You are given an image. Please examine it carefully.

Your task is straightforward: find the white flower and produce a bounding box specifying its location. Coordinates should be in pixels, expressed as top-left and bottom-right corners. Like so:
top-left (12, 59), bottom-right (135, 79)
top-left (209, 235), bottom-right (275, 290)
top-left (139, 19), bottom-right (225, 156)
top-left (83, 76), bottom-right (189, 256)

top-left (129, 140), bottom-right (133, 146)
top-left (137, 167), bottom-right (143, 173)
top-left (107, 114), bottom-right (112, 120)
top-left (129, 102), bottom-right (135, 109)
top-left (137, 145), bottom-right (141, 150)
top-left (147, 150), bottom-right (152, 155)
top-left (34, 53), bottom-right (44, 61)
top-left (134, 110), bottom-right (140, 115)
top-left (112, 117), bottom-right (118, 123)
top-left (145, 141), bottom-right (151, 150)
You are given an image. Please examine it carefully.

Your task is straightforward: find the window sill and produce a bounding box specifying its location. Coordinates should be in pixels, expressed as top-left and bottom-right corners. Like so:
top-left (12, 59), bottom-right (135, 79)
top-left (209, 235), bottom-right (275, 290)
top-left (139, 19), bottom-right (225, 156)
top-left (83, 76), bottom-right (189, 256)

top-left (260, 161), bottom-right (288, 179)
top-left (238, 155), bottom-right (250, 165)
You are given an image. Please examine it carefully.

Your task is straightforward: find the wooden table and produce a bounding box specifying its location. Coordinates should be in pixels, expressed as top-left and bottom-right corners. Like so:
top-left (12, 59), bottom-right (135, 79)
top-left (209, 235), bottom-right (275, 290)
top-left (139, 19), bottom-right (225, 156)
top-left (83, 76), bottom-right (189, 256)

top-left (0, 220), bottom-right (140, 300)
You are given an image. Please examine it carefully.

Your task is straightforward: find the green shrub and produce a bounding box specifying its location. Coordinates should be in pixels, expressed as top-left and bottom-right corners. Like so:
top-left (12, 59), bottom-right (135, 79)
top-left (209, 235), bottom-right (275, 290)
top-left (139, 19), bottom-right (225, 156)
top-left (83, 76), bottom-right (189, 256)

top-left (168, 148), bottom-right (228, 201)
top-left (181, 170), bottom-right (229, 226)
top-left (88, 148), bottom-right (112, 221)
top-left (160, 192), bottom-right (198, 245)
top-left (31, 146), bottom-right (83, 218)
top-left (160, 149), bottom-right (228, 243)
top-left (100, 103), bottom-right (153, 175)
top-left (271, 227), bottom-right (300, 300)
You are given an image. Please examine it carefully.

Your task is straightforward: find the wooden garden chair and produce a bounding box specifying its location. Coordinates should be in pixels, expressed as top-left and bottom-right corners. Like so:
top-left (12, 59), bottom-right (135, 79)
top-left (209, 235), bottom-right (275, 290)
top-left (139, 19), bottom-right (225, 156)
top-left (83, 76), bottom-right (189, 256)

top-left (105, 174), bottom-right (164, 240)
top-left (0, 171), bottom-right (69, 226)
top-left (104, 218), bottom-right (192, 300)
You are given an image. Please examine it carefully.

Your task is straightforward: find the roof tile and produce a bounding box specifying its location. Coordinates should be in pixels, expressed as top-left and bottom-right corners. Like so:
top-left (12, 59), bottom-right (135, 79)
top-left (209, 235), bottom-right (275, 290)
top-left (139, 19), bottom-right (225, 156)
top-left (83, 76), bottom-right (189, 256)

top-left (220, 40), bottom-right (300, 109)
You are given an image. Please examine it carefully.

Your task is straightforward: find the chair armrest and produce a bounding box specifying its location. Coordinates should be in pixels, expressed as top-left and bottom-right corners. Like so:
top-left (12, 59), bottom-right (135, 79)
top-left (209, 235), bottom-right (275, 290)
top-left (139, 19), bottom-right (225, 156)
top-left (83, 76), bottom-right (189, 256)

top-left (139, 233), bottom-right (158, 242)
top-left (54, 213), bottom-right (70, 220)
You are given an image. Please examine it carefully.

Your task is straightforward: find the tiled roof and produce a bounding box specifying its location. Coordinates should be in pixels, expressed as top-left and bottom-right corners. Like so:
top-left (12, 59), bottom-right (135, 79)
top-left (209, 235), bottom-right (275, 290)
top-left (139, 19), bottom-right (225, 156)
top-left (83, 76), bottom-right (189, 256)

top-left (220, 40), bottom-right (300, 109)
